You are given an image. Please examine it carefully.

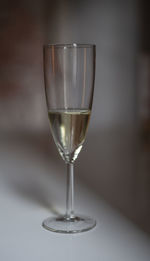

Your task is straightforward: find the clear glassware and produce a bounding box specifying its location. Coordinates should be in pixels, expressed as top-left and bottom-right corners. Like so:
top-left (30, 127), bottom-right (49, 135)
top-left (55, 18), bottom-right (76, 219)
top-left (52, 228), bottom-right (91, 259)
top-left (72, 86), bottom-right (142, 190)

top-left (43, 43), bottom-right (96, 233)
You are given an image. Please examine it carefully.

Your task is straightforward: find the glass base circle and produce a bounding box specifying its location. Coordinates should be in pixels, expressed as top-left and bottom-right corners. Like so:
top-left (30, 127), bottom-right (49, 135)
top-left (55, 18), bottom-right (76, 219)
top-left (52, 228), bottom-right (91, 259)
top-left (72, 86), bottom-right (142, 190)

top-left (42, 215), bottom-right (96, 234)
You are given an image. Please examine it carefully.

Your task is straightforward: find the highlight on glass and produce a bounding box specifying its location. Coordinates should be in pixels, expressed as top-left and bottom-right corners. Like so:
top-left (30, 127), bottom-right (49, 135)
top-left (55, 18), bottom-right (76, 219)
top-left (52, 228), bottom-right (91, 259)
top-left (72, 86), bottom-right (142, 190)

top-left (43, 43), bottom-right (96, 233)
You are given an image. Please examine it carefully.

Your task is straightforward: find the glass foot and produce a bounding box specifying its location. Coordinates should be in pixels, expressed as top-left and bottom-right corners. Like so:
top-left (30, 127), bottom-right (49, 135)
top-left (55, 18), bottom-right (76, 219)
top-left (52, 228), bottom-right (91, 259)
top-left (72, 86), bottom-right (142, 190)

top-left (42, 215), bottom-right (96, 234)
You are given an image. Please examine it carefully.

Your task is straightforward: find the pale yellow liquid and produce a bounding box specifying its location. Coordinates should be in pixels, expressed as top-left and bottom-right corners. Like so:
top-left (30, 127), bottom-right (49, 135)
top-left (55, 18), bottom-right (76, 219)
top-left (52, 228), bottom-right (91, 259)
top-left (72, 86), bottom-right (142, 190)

top-left (48, 109), bottom-right (91, 163)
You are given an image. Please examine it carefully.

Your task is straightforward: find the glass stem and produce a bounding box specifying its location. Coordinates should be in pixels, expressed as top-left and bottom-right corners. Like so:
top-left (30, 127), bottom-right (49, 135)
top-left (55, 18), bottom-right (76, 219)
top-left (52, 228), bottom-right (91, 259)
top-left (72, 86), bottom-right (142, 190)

top-left (66, 163), bottom-right (74, 218)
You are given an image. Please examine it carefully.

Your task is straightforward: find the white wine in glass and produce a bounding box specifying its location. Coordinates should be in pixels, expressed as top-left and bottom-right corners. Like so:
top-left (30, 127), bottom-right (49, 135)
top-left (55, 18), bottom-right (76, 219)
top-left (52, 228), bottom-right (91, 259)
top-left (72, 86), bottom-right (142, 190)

top-left (48, 109), bottom-right (91, 163)
top-left (43, 43), bottom-right (96, 233)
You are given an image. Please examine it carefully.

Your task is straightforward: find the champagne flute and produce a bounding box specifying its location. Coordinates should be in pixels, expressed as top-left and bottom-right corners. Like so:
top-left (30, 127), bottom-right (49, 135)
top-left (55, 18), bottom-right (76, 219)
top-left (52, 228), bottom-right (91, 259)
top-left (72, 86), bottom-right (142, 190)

top-left (43, 43), bottom-right (96, 233)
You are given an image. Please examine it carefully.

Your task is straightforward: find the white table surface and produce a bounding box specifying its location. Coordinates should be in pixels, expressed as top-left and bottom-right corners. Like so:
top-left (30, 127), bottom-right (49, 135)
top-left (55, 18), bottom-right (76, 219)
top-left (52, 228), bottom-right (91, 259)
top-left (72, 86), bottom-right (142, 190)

top-left (0, 132), bottom-right (150, 261)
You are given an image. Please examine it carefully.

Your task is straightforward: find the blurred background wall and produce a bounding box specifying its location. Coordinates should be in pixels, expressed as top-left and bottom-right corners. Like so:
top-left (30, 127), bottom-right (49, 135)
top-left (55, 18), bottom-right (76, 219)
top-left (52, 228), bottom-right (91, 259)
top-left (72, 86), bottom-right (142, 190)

top-left (0, 0), bottom-right (150, 233)
top-left (0, 0), bottom-right (139, 131)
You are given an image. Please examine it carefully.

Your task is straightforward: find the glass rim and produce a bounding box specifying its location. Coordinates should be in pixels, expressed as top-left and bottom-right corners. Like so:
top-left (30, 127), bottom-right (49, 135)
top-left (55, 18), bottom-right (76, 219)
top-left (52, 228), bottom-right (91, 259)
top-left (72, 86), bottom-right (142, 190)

top-left (44, 43), bottom-right (96, 48)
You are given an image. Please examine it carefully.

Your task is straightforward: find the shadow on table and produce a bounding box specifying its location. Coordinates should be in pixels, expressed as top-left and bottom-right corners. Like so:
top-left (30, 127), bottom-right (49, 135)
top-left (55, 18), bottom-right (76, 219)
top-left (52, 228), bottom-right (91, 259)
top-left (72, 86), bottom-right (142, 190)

top-left (0, 131), bottom-right (64, 216)
top-left (78, 128), bottom-right (150, 234)
top-left (0, 129), bottom-right (150, 234)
